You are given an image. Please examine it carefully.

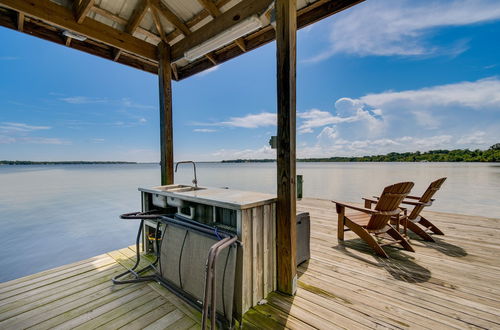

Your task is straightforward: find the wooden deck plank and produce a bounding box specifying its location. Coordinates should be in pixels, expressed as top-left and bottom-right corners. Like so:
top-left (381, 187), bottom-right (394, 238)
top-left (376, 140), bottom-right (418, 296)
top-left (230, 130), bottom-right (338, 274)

top-left (0, 257), bottom-right (116, 299)
top-left (109, 302), bottom-right (177, 329)
top-left (0, 253), bottom-right (111, 290)
top-left (0, 198), bottom-right (499, 329)
top-left (0, 267), bottom-right (126, 323)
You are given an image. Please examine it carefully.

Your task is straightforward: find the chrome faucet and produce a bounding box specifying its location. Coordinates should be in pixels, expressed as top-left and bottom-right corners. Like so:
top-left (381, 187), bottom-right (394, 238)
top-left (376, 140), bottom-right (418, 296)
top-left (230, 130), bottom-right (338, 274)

top-left (175, 161), bottom-right (198, 188)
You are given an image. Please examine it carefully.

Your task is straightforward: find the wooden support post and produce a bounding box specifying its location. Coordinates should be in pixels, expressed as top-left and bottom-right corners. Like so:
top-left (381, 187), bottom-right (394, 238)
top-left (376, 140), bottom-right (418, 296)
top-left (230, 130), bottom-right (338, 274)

top-left (276, 0), bottom-right (297, 295)
top-left (158, 41), bottom-right (174, 185)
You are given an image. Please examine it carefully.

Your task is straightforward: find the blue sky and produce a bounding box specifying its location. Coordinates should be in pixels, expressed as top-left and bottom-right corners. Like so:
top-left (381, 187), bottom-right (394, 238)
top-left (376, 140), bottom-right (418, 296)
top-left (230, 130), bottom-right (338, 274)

top-left (1, 0), bottom-right (500, 162)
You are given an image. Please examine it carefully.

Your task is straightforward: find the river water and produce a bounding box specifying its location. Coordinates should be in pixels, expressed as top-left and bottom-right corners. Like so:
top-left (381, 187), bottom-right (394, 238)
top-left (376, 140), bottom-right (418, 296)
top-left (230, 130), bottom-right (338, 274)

top-left (0, 162), bottom-right (498, 281)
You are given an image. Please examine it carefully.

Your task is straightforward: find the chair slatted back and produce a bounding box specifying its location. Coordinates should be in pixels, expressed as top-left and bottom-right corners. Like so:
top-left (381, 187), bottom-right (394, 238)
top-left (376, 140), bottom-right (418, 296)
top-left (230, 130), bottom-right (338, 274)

top-left (367, 181), bottom-right (414, 230)
top-left (408, 177), bottom-right (447, 220)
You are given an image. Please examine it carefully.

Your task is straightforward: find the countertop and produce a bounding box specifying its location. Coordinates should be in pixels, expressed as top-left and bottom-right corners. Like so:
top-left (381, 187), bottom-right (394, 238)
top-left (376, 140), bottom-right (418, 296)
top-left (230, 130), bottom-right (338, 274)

top-left (138, 185), bottom-right (277, 210)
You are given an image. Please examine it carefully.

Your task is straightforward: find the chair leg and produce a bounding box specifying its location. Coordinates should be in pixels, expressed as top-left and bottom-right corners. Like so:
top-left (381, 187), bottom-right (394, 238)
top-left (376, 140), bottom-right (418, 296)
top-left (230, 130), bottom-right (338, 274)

top-left (345, 219), bottom-right (389, 258)
top-left (386, 226), bottom-right (415, 252)
top-left (419, 216), bottom-right (445, 235)
top-left (338, 214), bottom-right (345, 241)
top-left (407, 220), bottom-right (435, 242)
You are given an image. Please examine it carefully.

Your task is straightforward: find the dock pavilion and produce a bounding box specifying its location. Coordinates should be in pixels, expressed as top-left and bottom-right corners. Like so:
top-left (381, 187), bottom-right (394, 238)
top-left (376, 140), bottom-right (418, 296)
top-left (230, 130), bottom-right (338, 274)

top-left (1, 1), bottom-right (500, 329)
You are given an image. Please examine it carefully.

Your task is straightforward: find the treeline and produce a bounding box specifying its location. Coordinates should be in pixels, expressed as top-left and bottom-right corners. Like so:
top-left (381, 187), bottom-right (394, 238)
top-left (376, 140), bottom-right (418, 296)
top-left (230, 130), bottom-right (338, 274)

top-left (222, 144), bottom-right (500, 163)
top-left (0, 161), bottom-right (137, 165)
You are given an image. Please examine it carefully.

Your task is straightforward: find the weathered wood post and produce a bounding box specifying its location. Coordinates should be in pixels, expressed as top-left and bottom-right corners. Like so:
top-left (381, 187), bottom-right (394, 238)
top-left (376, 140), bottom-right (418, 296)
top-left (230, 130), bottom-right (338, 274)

top-left (158, 41), bottom-right (174, 185)
top-left (276, 0), bottom-right (297, 295)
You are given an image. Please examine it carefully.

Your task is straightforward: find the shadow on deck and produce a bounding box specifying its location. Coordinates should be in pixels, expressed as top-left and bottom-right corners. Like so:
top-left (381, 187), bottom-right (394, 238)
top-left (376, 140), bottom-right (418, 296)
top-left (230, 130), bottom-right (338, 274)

top-left (1, 198), bottom-right (499, 329)
top-left (243, 198), bottom-right (500, 329)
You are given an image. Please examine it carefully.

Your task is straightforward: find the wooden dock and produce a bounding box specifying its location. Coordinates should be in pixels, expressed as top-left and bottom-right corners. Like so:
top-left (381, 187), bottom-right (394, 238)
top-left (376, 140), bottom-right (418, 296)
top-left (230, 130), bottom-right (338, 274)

top-left (1, 198), bottom-right (500, 329)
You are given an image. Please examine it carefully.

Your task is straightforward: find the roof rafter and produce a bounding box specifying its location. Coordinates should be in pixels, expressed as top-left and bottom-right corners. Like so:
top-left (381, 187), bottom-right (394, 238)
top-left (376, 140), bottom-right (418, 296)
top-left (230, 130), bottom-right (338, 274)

top-left (197, 0), bottom-right (221, 17)
top-left (177, 0), bottom-right (365, 79)
top-left (171, 0), bottom-right (273, 61)
top-left (197, 0), bottom-right (246, 54)
top-left (0, 0), bottom-right (158, 61)
top-left (163, 0), bottom-right (231, 43)
top-left (73, 0), bottom-right (94, 24)
top-left (149, 0), bottom-right (190, 36)
top-left (90, 6), bottom-right (161, 43)
top-left (150, 6), bottom-right (166, 42)
top-left (17, 11), bottom-right (23, 31)
top-left (126, 0), bottom-right (149, 34)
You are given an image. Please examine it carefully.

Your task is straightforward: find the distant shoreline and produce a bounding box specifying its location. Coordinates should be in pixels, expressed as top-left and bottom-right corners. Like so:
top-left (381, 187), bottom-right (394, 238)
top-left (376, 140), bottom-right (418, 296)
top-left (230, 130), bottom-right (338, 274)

top-left (2, 146), bottom-right (499, 165)
top-left (0, 161), bottom-right (138, 165)
top-left (223, 147), bottom-right (500, 163)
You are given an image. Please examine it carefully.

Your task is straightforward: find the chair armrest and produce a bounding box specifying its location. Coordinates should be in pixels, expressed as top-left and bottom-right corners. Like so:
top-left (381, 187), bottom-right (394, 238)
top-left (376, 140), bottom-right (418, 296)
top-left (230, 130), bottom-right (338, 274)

top-left (401, 200), bottom-right (432, 207)
top-left (332, 201), bottom-right (378, 214)
top-left (362, 197), bottom-right (378, 204)
top-left (362, 197), bottom-right (378, 209)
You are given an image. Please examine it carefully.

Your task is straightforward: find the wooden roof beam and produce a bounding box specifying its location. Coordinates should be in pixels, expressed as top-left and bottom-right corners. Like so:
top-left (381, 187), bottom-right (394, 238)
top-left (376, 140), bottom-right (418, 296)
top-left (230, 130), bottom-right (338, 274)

top-left (0, 0), bottom-right (157, 61)
top-left (197, 0), bottom-right (221, 17)
top-left (150, 6), bottom-right (166, 42)
top-left (90, 6), bottom-right (161, 43)
top-left (197, 0), bottom-right (246, 54)
top-left (17, 11), bottom-right (23, 31)
top-left (113, 49), bottom-right (122, 61)
top-left (171, 0), bottom-right (273, 62)
top-left (205, 53), bottom-right (217, 65)
top-left (234, 37), bottom-right (246, 52)
top-left (149, 0), bottom-right (190, 36)
top-left (163, 0), bottom-right (231, 43)
top-left (73, 0), bottom-right (94, 24)
top-left (126, 0), bottom-right (149, 34)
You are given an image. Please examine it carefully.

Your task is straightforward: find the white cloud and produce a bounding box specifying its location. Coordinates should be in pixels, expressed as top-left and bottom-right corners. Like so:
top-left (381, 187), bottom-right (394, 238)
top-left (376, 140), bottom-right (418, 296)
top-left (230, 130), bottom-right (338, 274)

top-left (360, 77), bottom-right (500, 110)
top-left (197, 65), bottom-right (220, 77)
top-left (411, 111), bottom-right (440, 129)
top-left (306, 0), bottom-right (500, 61)
top-left (59, 96), bottom-right (155, 110)
top-left (0, 122), bottom-right (51, 133)
top-left (298, 134), bottom-right (458, 158)
top-left (21, 137), bottom-right (71, 145)
top-left (198, 112), bottom-right (277, 129)
top-left (302, 77), bottom-right (500, 136)
top-left (211, 145), bottom-right (275, 159)
top-left (457, 131), bottom-right (487, 145)
top-left (138, 118), bottom-right (147, 123)
top-left (60, 96), bottom-right (108, 104)
top-left (0, 135), bottom-right (16, 144)
top-left (298, 109), bottom-right (355, 133)
top-left (298, 98), bottom-right (385, 135)
top-left (317, 126), bottom-right (338, 146)
top-left (90, 138), bottom-right (105, 143)
top-left (193, 128), bottom-right (217, 133)
top-left (0, 137), bottom-right (71, 145)
top-left (120, 98), bottom-right (156, 110)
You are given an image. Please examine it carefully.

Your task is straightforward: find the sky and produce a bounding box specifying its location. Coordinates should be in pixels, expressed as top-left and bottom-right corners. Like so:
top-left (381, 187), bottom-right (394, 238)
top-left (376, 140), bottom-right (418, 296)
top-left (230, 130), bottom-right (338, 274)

top-left (1, 0), bottom-right (500, 162)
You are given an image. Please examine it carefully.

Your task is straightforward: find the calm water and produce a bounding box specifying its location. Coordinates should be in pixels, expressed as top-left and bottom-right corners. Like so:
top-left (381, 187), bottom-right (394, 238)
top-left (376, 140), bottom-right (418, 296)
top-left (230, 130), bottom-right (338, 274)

top-left (0, 162), bottom-right (499, 282)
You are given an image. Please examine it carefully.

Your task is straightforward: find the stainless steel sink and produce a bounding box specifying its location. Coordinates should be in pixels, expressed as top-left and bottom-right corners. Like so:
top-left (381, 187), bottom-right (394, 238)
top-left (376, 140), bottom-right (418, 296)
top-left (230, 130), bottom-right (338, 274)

top-left (153, 184), bottom-right (206, 193)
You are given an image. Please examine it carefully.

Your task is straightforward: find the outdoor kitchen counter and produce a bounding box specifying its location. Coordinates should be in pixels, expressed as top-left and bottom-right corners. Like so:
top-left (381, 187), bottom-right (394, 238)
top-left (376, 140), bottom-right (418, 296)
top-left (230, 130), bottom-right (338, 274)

top-left (138, 185), bottom-right (277, 210)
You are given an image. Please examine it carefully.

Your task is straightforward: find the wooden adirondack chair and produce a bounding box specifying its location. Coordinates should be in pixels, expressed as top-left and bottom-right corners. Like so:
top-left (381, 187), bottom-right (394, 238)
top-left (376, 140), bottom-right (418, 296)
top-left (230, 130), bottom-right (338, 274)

top-left (366, 177), bottom-right (447, 242)
top-left (333, 182), bottom-right (415, 258)
top-left (399, 177), bottom-right (447, 242)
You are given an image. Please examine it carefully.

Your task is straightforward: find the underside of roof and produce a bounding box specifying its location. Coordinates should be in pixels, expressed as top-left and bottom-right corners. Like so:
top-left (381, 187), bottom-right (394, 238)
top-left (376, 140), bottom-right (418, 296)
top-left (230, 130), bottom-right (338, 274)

top-left (0, 0), bottom-right (363, 80)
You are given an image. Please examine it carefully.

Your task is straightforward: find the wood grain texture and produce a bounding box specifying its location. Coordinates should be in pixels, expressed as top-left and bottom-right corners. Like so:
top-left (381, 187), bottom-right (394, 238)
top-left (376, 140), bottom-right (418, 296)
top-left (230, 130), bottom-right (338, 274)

top-left (74, 0), bottom-right (94, 24)
top-left (0, 0), bottom-right (157, 61)
top-left (170, 0), bottom-right (273, 61)
top-left (158, 42), bottom-right (174, 185)
top-left (126, 0), bottom-right (148, 34)
top-left (275, 0), bottom-right (297, 296)
top-left (1, 199), bottom-right (499, 329)
top-left (244, 198), bottom-right (500, 329)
